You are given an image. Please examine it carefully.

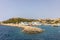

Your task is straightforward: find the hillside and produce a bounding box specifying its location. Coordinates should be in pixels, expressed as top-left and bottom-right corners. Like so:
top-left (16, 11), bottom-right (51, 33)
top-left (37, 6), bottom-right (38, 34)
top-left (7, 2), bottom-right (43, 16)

top-left (2, 17), bottom-right (39, 23)
top-left (38, 18), bottom-right (60, 24)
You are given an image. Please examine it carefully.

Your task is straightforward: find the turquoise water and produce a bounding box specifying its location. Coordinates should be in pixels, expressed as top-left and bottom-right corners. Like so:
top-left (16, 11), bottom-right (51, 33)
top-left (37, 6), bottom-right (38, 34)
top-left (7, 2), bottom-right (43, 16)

top-left (0, 25), bottom-right (60, 40)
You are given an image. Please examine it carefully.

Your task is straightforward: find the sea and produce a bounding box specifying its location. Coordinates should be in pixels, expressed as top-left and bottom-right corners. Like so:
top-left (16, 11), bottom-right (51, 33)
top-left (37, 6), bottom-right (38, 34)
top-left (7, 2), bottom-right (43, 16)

top-left (0, 25), bottom-right (60, 40)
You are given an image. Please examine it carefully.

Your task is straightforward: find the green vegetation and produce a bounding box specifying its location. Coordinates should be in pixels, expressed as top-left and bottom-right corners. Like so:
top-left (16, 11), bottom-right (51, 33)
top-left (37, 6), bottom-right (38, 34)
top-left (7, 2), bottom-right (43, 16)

top-left (2, 17), bottom-right (60, 24)
top-left (2, 17), bottom-right (38, 23)
top-left (39, 18), bottom-right (60, 24)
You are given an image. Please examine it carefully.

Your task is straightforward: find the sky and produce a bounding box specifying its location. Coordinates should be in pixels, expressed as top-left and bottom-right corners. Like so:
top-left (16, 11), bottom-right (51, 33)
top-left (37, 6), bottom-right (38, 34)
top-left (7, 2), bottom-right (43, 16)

top-left (0, 0), bottom-right (60, 21)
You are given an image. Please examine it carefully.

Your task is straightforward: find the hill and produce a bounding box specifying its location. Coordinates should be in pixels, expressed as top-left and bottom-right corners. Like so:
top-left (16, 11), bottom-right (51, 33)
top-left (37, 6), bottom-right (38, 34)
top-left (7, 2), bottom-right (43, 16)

top-left (2, 17), bottom-right (39, 23)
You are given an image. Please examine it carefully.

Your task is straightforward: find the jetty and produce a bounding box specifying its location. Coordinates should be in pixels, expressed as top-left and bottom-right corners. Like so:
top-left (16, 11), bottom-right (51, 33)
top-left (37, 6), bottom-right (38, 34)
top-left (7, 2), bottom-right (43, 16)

top-left (1, 23), bottom-right (43, 34)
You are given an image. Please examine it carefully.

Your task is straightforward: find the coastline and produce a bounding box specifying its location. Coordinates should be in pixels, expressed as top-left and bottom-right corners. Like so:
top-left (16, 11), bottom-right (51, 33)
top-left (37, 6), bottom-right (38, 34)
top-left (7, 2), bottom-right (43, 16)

top-left (0, 23), bottom-right (43, 34)
top-left (1, 23), bottom-right (60, 27)
top-left (42, 24), bottom-right (60, 26)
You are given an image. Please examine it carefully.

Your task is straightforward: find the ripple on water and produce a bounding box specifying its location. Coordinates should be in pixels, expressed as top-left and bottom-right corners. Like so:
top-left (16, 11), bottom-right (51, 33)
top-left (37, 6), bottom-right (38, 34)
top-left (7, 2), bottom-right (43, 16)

top-left (0, 25), bottom-right (60, 40)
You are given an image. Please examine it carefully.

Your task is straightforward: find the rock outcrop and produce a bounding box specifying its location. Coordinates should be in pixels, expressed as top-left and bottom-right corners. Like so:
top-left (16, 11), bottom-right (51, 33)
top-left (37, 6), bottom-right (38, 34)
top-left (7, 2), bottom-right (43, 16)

top-left (1, 23), bottom-right (43, 34)
top-left (22, 26), bottom-right (43, 34)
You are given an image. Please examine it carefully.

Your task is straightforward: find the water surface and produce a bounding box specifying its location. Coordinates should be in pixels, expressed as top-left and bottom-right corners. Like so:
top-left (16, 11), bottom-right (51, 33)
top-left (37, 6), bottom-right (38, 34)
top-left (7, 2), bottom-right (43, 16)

top-left (0, 25), bottom-right (60, 40)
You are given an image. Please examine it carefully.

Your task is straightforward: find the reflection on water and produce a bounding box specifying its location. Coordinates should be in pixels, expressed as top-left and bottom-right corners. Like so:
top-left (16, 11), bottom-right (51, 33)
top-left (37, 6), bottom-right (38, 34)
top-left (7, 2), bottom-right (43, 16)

top-left (0, 25), bottom-right (60, 40)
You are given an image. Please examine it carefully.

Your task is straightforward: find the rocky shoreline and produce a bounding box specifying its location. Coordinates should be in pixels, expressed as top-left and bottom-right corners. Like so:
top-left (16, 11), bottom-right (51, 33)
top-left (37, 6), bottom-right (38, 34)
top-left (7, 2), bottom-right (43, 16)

top-left (42, 24), bottom-right (60, 27)
top-left (1, 23), bottom-right (43, 34)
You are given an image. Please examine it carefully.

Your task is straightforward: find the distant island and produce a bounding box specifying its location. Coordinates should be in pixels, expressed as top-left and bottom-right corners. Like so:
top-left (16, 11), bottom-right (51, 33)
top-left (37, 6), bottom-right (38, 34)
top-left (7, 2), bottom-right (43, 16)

top-left (2, 17), bottom-right (38, 24)
top-left (0, 17), bottom-right (60, 34)
top-left (1, 17), bottom-right (60, 26)
top-left (0, 17), bottom-right (43, 34)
